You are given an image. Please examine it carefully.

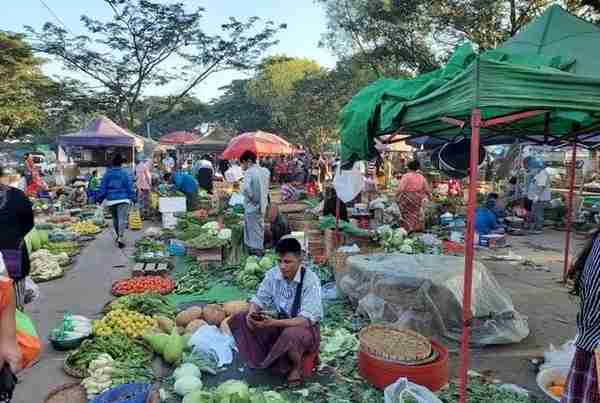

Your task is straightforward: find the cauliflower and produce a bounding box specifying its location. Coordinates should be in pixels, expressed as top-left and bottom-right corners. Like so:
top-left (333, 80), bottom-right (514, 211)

top-left (399, 244), bottom-right (414, 254)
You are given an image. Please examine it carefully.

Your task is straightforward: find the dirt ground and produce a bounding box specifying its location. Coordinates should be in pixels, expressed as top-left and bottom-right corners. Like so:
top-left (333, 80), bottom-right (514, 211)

top-left (13, 227), bottom-right (582, 402)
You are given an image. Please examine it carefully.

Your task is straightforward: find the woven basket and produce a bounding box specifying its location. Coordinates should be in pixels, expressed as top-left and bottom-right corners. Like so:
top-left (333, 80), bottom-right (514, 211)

top-left (359, 325), bottom-right (433, 365)
top-left (44, 382), bottom-right (87, 403)
top-left (63, 358), bottom-right (86, 379)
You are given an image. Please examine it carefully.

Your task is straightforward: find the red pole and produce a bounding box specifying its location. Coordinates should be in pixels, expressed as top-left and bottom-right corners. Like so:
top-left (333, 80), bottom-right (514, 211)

top-left (459, 108), bottom-right (481, 403)
top-left (563, 138), bottom-right (578, 282)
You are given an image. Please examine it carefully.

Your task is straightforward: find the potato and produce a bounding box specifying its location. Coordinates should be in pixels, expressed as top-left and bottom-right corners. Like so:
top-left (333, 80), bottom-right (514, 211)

top-left (203, 304), bottom-right (226, 326)
top-left (156, 316), bottom-right (175, 333)
top-left (176, 326), bottom-right (185, 335)
top-left (185, 319), bottom-right (207, 335)
top-left (175, 306), bottom-right (204, 327)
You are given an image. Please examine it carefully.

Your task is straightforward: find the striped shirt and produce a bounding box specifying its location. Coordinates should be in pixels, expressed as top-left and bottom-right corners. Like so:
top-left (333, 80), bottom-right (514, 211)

top-left (251, 266), bottom-right (323, 324)
top-left (576, 234), bottom-right (600, 352)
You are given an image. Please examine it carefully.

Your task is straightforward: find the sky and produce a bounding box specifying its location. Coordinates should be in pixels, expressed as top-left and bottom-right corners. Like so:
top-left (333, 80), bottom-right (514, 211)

top-left (0, 0), bottom-right (338, 102)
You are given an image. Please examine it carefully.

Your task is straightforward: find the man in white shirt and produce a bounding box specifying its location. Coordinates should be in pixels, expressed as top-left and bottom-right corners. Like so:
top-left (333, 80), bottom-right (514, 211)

top-left (241, 151), bottom-right (268, 255)
top-left (527, 159), bottom-right (551, 233)
top-left (225, 160), bottom-right (244, 183)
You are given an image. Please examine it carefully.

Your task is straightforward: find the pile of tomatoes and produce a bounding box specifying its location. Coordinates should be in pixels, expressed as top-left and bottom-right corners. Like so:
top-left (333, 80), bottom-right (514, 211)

top-left (111, 276), bottom-right (174, 296)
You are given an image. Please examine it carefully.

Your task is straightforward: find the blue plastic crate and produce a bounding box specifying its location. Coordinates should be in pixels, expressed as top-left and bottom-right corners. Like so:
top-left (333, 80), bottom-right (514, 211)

top-left (91, 384), bottom-right (152, 403)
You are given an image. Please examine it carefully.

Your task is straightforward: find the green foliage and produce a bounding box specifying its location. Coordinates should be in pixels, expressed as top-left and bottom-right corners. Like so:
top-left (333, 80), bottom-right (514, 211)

top-left (26, 0), bottom-right (285, 130)
top-left (0, 31), bottom-right (50, 139)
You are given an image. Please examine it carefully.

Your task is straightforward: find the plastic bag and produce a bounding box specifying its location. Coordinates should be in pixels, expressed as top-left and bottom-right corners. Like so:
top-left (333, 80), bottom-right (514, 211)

top-left (24, 277), bottom-right (40, 304)
top-left (540, 338), bottom-right (576, 370)
top-left (384, 378), bottom-right (443, 403)
top-left (16, 310), bottom-right (41, 369)
top-left (188, 325), bottom-right (235, 367)
top-left (333, 164), bottom-right (365, 203)
top-left (0, 253), bottom-right (5, 276)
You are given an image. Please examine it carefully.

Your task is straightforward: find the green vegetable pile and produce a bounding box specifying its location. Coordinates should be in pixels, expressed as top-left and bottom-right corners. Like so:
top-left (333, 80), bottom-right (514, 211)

top-left (186, 222), bottom-right (229, 249)
top-left (235, 253), bottom-right (278, 290)
top-left (376, 226), bottom-right (442, 254)
top-left (438, 379), bottom-right (533, 403)
top-left (47, 241), bottom-right (80, 256)
top-left (107, 293), bottom-right (177, 317)
top-left (65, 334), bottom-right (153, 375)
top-left (135, 238), bottom-right (166, 254)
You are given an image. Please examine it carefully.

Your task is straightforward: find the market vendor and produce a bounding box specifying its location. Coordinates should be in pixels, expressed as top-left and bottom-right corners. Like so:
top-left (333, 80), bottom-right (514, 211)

top-left (396, 160), bottom-right (431, 232)
top-left (164, 171), bottom-right (199, 211)
top-left (229, 238), bottom-right (322, 386)
top-left (485, 193), bottom-right (507, 219)
top-left (475, 198), bottom-right (505, 236)
top-left (70, 181), bottom-right (87, 207)
top-left (264, 204), bottom-right (291, 249)
top-left (322, 186), bottom-right (348, 222)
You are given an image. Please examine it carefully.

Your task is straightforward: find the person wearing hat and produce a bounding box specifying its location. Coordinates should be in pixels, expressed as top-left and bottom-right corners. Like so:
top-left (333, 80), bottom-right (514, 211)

top-left (135, 156), bottom-right (152, 218)
top-left (96, 154), bottom-right (136, 248)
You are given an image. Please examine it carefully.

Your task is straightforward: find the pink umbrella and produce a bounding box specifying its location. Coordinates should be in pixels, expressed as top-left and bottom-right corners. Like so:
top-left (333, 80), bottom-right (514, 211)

top-left (159, 131), bottom-right (201, 145)
top-left (222, 131), bottom-right (293, 160)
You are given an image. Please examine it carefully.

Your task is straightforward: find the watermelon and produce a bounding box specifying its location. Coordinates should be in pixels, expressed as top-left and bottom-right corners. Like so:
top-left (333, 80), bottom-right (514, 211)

top-left (27, 230), bottom-right (41, 252)
top-left (38, 230), bottom-right (49, 247)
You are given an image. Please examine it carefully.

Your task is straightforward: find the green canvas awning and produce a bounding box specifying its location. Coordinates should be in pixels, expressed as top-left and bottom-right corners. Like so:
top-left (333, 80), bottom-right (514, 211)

top-left (339, 5), bottom-right (600, 162)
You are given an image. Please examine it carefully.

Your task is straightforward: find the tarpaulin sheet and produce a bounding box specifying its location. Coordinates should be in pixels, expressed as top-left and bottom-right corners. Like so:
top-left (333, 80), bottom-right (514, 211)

top-left (339, 5), bottom-right (600, 161)
top-left (338, 253), bottom-right (529, 345)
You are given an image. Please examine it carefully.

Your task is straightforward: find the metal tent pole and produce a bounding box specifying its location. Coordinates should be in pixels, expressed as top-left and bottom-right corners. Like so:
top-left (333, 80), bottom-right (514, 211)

top-left (459, 108), bottom-right (481, 403)
top-left (563, 136), bottom-right (578, 282)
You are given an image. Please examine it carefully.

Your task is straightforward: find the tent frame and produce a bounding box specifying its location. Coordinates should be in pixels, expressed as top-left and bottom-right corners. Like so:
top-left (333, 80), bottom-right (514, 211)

top-left (419, 107), bottom-right (579, 402)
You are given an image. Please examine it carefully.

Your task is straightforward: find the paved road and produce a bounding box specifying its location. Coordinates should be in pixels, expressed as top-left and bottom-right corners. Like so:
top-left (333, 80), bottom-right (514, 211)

top-left (13, 227), bottom-right (141, 403)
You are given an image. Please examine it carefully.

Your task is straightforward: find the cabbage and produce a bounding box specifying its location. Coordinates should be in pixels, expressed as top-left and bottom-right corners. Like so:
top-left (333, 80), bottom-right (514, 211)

top-left (262, 391), bottom-right (288, 403)
top-left (245, 262), bottom-right (260, 272)
top-left (201, 221), bottom-right (219, 231)
top-left (399, 244), bottom-right (413, 254)
top-left (214, 380), bottom-right (251, 403)
top-left (246, 256), bottom-right (259, 265)
top-left (218, 229), bottom-right (232, 241)
top-left (174, 363), bottom-right (201, 380)
top-left (174, 376), bottom-right (203, 396)
top-left (258, 256), bottom-right (275, 270)
top-left (183, 390), bottom-right (213, 403)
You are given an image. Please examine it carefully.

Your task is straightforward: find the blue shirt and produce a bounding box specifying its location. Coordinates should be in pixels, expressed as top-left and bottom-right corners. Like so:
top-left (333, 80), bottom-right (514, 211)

top-left (475, 208), bottom-right (499, 235)
top-left (172, 172), bottom-right (198, 195)
top-left (96, 168), bottom-right (135, 204)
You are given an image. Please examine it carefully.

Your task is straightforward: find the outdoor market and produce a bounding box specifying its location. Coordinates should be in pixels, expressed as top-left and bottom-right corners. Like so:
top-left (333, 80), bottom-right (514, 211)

top-left (4, 2), bottom-right (600, 403)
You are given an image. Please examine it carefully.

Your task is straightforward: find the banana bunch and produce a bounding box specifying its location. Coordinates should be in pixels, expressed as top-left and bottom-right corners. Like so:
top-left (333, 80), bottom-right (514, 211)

top-left (69, 221), bottom-right (101, 236)
top-left (129, 209), bottom-right (143, 230)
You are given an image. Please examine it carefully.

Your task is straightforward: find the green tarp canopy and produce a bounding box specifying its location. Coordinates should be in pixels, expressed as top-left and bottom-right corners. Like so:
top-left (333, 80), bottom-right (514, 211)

top-left (339, 5), bottom-right (600, 162)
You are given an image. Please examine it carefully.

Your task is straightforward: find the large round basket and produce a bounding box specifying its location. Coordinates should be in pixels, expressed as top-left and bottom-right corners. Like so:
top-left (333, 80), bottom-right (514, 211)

top-left (44, 382), bottom-right (87, 403)
top-left (358, 330), bottom-right (449, 391)
top-left (358, 325), bottom-right (432, 364)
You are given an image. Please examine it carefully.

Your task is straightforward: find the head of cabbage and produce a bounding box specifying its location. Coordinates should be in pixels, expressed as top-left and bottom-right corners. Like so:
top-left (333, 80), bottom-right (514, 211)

top-left (214, 380), bottom-right (250, 402)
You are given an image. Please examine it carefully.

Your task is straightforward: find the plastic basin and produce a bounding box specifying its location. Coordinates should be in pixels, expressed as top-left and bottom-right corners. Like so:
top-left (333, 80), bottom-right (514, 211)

top-left (536, 366), bottom-right (569, 402)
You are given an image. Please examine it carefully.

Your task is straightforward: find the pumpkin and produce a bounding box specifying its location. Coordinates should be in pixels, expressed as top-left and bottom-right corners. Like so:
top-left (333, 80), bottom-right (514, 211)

top-left (202, 304), bottom-right (226, 326)
top-left (222, 300), bottom-right (249, 316)
top-left (175, 306), bottom-right (204, 327)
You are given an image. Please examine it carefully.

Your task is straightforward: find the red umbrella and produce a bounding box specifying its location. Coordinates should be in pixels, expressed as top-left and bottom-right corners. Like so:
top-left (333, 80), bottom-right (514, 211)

top-left (221, 131), bottom-right (293, 160)
top-left (159, 131), bottom-right (201, 145)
